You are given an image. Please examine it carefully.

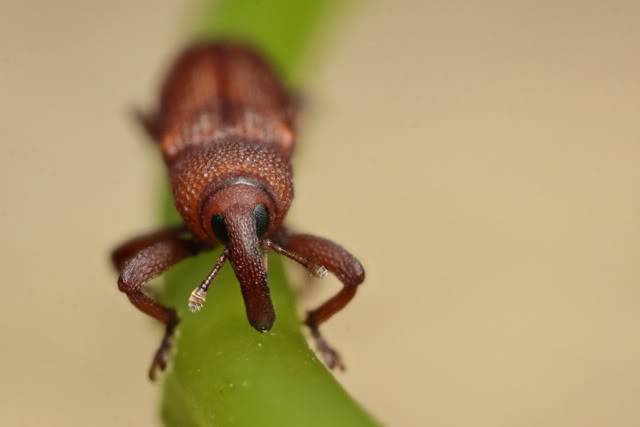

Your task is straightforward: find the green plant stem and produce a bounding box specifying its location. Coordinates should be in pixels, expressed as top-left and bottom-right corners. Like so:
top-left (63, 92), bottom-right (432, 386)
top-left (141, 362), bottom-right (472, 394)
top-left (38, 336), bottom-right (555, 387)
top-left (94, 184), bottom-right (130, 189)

top-left (194, 0), bottom-right (341, 84)
top-left (159, 1), bottom-right (379, 426)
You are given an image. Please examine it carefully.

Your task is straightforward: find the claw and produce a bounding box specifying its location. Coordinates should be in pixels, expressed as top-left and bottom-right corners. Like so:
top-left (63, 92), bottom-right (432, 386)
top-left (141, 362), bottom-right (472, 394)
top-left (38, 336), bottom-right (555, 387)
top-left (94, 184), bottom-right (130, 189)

top-left (148, 318), bottom-right (178, 381)
top-left (307, 324), bottom-right (346, 371)
top-left (315, 335), bottom-right (345, 371)
top-left (148, 343), bottom-right (171, 381)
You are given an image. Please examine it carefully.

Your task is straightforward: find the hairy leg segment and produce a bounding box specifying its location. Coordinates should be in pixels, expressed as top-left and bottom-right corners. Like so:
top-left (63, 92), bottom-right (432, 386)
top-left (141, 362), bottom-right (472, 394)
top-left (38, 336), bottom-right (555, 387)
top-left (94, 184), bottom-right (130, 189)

top-left (112, 225), bottom-right (205, 380)
top-left (267, 231), bottom-right (365, 370)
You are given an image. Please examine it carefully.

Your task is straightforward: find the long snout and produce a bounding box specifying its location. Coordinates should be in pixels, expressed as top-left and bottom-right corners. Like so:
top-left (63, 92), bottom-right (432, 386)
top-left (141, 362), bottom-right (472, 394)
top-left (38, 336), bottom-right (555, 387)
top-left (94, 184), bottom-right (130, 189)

top-left (224, 204), bottom-right (275, 331)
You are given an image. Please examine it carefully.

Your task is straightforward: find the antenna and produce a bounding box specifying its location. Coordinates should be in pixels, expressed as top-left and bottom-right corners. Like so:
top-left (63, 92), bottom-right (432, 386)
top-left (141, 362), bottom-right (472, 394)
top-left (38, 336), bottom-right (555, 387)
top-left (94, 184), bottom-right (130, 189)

top-left (264, 239), bottom-right (328, 278)
top-left (188, 250), bottom-right (228, 312)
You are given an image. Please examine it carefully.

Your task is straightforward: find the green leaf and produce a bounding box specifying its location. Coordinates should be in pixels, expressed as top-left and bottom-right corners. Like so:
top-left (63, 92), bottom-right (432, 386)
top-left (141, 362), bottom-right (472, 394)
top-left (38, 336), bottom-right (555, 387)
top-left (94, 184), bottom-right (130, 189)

top-left (194, 0), bottom-right (344, 84)
top-left (159, 1), bottom-right (379, 426)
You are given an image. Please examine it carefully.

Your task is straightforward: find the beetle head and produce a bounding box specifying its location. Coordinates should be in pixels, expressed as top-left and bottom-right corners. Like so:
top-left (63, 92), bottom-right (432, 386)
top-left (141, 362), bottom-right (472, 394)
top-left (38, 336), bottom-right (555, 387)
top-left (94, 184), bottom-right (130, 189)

top-left (199, 181), bottom-right (276, 331)
top-left (170, 141), bottom-right (293, 331)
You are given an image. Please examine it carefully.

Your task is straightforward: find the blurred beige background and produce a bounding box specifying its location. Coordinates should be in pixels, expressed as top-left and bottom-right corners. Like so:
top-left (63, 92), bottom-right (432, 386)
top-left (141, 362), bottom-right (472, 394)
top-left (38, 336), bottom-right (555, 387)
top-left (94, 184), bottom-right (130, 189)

top-left (2, 0), bottom-right (640, 426)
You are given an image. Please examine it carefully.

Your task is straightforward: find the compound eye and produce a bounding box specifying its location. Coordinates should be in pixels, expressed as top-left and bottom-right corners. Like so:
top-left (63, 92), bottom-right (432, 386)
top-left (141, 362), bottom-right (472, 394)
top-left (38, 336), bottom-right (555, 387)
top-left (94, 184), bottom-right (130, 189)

top-left (254, 204), bottom-right (269, 237)
top-left (211, 214), bottom-right (229, 243)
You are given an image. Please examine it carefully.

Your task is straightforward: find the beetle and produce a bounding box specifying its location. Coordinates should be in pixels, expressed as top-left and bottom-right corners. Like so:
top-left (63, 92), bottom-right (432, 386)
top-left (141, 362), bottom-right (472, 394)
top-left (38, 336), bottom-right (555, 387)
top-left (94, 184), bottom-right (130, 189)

top-left (112, 42), bottom-right (365, 380)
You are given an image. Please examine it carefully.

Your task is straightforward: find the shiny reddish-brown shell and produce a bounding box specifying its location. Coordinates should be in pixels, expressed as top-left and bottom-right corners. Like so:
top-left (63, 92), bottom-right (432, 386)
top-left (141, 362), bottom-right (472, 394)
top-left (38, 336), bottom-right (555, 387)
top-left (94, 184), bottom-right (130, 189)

top-left (154, 43), bottom-right (296, 242)
top-left (159, 43), bottom-right (295, 159)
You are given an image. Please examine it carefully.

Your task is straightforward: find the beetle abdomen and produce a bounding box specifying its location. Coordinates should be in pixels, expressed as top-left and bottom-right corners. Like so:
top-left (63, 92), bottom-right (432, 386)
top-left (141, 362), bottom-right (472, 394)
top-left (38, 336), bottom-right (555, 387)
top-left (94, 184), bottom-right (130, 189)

top-left (157, 43), bottom-right (295, 160)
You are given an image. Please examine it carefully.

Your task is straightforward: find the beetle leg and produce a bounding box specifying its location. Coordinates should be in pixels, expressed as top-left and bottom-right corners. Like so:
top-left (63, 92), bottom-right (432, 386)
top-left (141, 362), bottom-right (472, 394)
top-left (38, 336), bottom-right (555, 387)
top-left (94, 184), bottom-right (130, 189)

top-left (112, 225), bottom-right (205, 380)
top-left (268, 232), bottom-right (365, 370)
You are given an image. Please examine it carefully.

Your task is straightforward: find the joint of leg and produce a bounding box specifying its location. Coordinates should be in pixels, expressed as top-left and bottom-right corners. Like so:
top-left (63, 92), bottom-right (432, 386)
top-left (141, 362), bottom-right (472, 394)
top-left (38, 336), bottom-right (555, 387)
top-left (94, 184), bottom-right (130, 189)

top-left (167, 310), bottom-right (180, 328)
top-left (343, 267), bottom-right (365, 290)
top-left (304, 311), bottom-right (319, 332)
top-left (117, 276), bottom-right (140, 294)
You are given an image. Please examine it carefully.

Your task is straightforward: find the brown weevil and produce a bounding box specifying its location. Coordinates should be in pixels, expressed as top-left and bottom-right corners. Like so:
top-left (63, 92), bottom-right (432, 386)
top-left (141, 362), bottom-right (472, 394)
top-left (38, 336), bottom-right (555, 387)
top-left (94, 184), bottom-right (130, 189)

top-left (112, 43), bottom-right (365, 380)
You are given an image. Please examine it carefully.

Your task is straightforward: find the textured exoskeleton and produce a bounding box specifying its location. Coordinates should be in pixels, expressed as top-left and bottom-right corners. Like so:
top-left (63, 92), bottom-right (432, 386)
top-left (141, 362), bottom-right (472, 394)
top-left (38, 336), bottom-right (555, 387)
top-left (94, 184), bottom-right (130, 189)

top-left (112, 43), bottom-right (365, 379)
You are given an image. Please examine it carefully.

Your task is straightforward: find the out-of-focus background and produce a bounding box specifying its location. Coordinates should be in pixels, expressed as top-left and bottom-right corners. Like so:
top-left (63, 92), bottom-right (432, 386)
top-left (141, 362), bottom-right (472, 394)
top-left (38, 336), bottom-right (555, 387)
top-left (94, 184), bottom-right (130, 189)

top-left (2, 0), bottom-right (640, 425)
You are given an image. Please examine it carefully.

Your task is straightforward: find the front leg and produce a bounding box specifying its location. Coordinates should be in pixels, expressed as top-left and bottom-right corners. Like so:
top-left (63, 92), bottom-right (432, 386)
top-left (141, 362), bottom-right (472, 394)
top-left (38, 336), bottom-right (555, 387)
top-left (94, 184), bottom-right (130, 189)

top-left (269, 232), bottom-right (365, 370)
top-left (112, 225), bottom-right (204, 379)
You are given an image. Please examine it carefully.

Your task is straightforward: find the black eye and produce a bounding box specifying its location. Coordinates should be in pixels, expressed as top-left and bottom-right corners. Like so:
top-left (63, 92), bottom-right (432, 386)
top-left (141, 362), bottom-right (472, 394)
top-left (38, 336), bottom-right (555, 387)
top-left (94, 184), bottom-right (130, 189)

top-left (211, 214), bottom-right (229, 243)
top-left (254, 204), bottom-right (269, 237)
